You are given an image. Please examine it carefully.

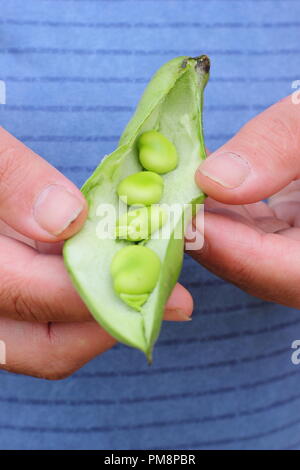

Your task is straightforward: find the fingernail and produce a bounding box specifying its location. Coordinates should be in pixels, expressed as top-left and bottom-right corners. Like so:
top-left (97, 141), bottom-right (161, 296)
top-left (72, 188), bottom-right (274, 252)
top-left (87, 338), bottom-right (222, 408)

top-left (198, 152), bottom-right (250, 188)
top-left (34, 184), bottom-right (84, 236)
top-left (176, 309), bottom-right (192, 322)
top-left (165, 308), bottom-right (192, 322)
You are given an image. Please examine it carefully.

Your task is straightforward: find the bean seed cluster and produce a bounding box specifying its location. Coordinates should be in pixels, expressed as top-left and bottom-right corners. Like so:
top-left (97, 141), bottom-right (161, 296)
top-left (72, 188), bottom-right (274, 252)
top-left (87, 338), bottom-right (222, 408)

top-left (111, 130), bottom-right (179, 312)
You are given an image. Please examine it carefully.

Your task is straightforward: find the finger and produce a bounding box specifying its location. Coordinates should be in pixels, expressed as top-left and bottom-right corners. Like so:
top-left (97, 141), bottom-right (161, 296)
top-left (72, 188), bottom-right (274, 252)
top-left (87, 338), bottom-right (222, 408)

top-left (269, 179), bottom-right (300, 203)
top-left (0, 317), bottom-right (116, 379)
top-left (250, 216), bottom-right (290, 233)
top-left (277, 227), bottom-right (300, 240)
top-left (0, 234), bottom-right (193, 323)
top-left (269, 180), bottom-right (300, 226)
top-left (0, 127), bottom-right (88, 241)
top-left (0, 285), bottom-right (193, 380)
top-left (196, 95), bottom-right (300, 204)
top-left (272, 202), bottom-right (300, 227)
top-left (0, 218), bottom-right (36, 248)
top-left (0, 234), bottom-right (91, 322)
top-left (205, 197), bottom-right (254, 221)
top-left (186, 210), bottom-right (300, 308)
top-left (35, 240), bottom-right (64, 255)
top-left (204, 207), bottom-right (288, 233)
top-left (0, 218), bottom-right (64, 254)
top-left (243, 201), bottom-right (275, 219)
top-left (204, 198), bottom-right (284, 232)
top-left (164, 283), bottom-right (193, 321)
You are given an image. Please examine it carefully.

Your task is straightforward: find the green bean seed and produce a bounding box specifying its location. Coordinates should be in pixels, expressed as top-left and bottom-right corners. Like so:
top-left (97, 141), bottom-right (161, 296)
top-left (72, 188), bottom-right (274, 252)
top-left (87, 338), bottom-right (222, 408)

top-left (116, 205), bottom-right (167, 241)
top-left (111, 245), bottom-right (161, 311)
top-left (117, 171), bottom-right (163, 206)
top-left (138, 130), bottom-right (178, 174)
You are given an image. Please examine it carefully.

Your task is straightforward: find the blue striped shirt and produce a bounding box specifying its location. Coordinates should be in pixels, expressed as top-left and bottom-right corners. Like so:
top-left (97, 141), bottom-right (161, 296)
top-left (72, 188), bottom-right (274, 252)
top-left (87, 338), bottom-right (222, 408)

top-left (0, 0), bottom-right (300, 450)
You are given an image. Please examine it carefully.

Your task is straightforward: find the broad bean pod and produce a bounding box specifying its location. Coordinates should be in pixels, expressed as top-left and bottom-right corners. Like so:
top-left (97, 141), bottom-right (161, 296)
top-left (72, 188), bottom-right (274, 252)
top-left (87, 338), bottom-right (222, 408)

top-left (64, 55), bottom-right (210, 361)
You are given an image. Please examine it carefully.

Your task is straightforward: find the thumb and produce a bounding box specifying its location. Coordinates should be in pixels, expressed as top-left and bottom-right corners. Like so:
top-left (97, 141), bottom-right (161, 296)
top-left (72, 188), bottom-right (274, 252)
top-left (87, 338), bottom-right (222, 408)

top-left (187, 209), bottom-right (300, 308)
top-left (196, 95), bottom-right (300, 204)
top-left (0, 127), bottom-right (88, 242)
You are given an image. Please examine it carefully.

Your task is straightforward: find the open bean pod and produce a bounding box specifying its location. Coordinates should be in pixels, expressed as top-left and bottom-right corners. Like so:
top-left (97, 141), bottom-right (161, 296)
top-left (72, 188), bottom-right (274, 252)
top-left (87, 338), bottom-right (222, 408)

top-left (63, 55), bottom-right (210, 361)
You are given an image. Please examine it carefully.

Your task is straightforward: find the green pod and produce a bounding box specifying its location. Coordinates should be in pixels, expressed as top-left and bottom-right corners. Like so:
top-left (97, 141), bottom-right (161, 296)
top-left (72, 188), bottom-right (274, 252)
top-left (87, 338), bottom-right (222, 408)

top-left (116, 205), bottom-right (167, 242)
top-left (63, 55), bottom-right (210, 361)
top-left (138, 130), bottom-right (178, 174)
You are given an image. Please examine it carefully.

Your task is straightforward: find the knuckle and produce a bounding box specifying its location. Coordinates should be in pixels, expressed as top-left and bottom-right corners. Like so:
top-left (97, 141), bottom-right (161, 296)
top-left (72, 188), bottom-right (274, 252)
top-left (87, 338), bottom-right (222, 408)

top-left (39, 355), bottom-right (81, 381)
top-left (5, 272), bottom-right (56, 323)
top-left (197, 234), bottom-right (262, 293)
top-left (39, 367), bottom-right (74, 381)
top-left (11, 289), bottom-right (40, 322)
top-left (228, 263), bottom-right (257, 292)
top-left (0, 274), bottom-right (30, 321)
top-left (38, 324), bottom-right (83, 380)
top-left (0, 149), bottom-right (22, 196)
top-left (0, 271), bottom-right (42, 322)
top-left (241, 109), bottom-right (299, 166)
top-left (35, 351), bottom-right (76, 381)
top-left (0, 147), bottom-right (33, 203)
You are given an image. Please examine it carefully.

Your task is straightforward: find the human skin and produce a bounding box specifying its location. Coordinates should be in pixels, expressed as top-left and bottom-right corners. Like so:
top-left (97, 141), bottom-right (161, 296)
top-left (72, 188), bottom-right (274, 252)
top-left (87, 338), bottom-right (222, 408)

top-left (2, 93), bottom-right (299, 379)
top-left (187, 94), bottom-right (300, 308)
top-left (0, 127), bottom-right (193, 379)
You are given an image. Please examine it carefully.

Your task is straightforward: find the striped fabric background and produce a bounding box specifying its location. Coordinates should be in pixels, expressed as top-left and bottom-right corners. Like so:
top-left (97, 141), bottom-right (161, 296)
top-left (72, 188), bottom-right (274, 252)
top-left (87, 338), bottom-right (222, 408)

top-left (0, 0), bottom-right (300, 450)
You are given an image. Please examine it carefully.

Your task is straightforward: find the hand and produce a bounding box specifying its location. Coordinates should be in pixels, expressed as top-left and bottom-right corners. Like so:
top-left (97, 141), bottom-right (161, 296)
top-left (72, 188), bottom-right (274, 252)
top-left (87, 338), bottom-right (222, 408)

top-left (187, 95), bottom-right (300, 309)
top-left (0, 127), bottom-right (193, 379)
